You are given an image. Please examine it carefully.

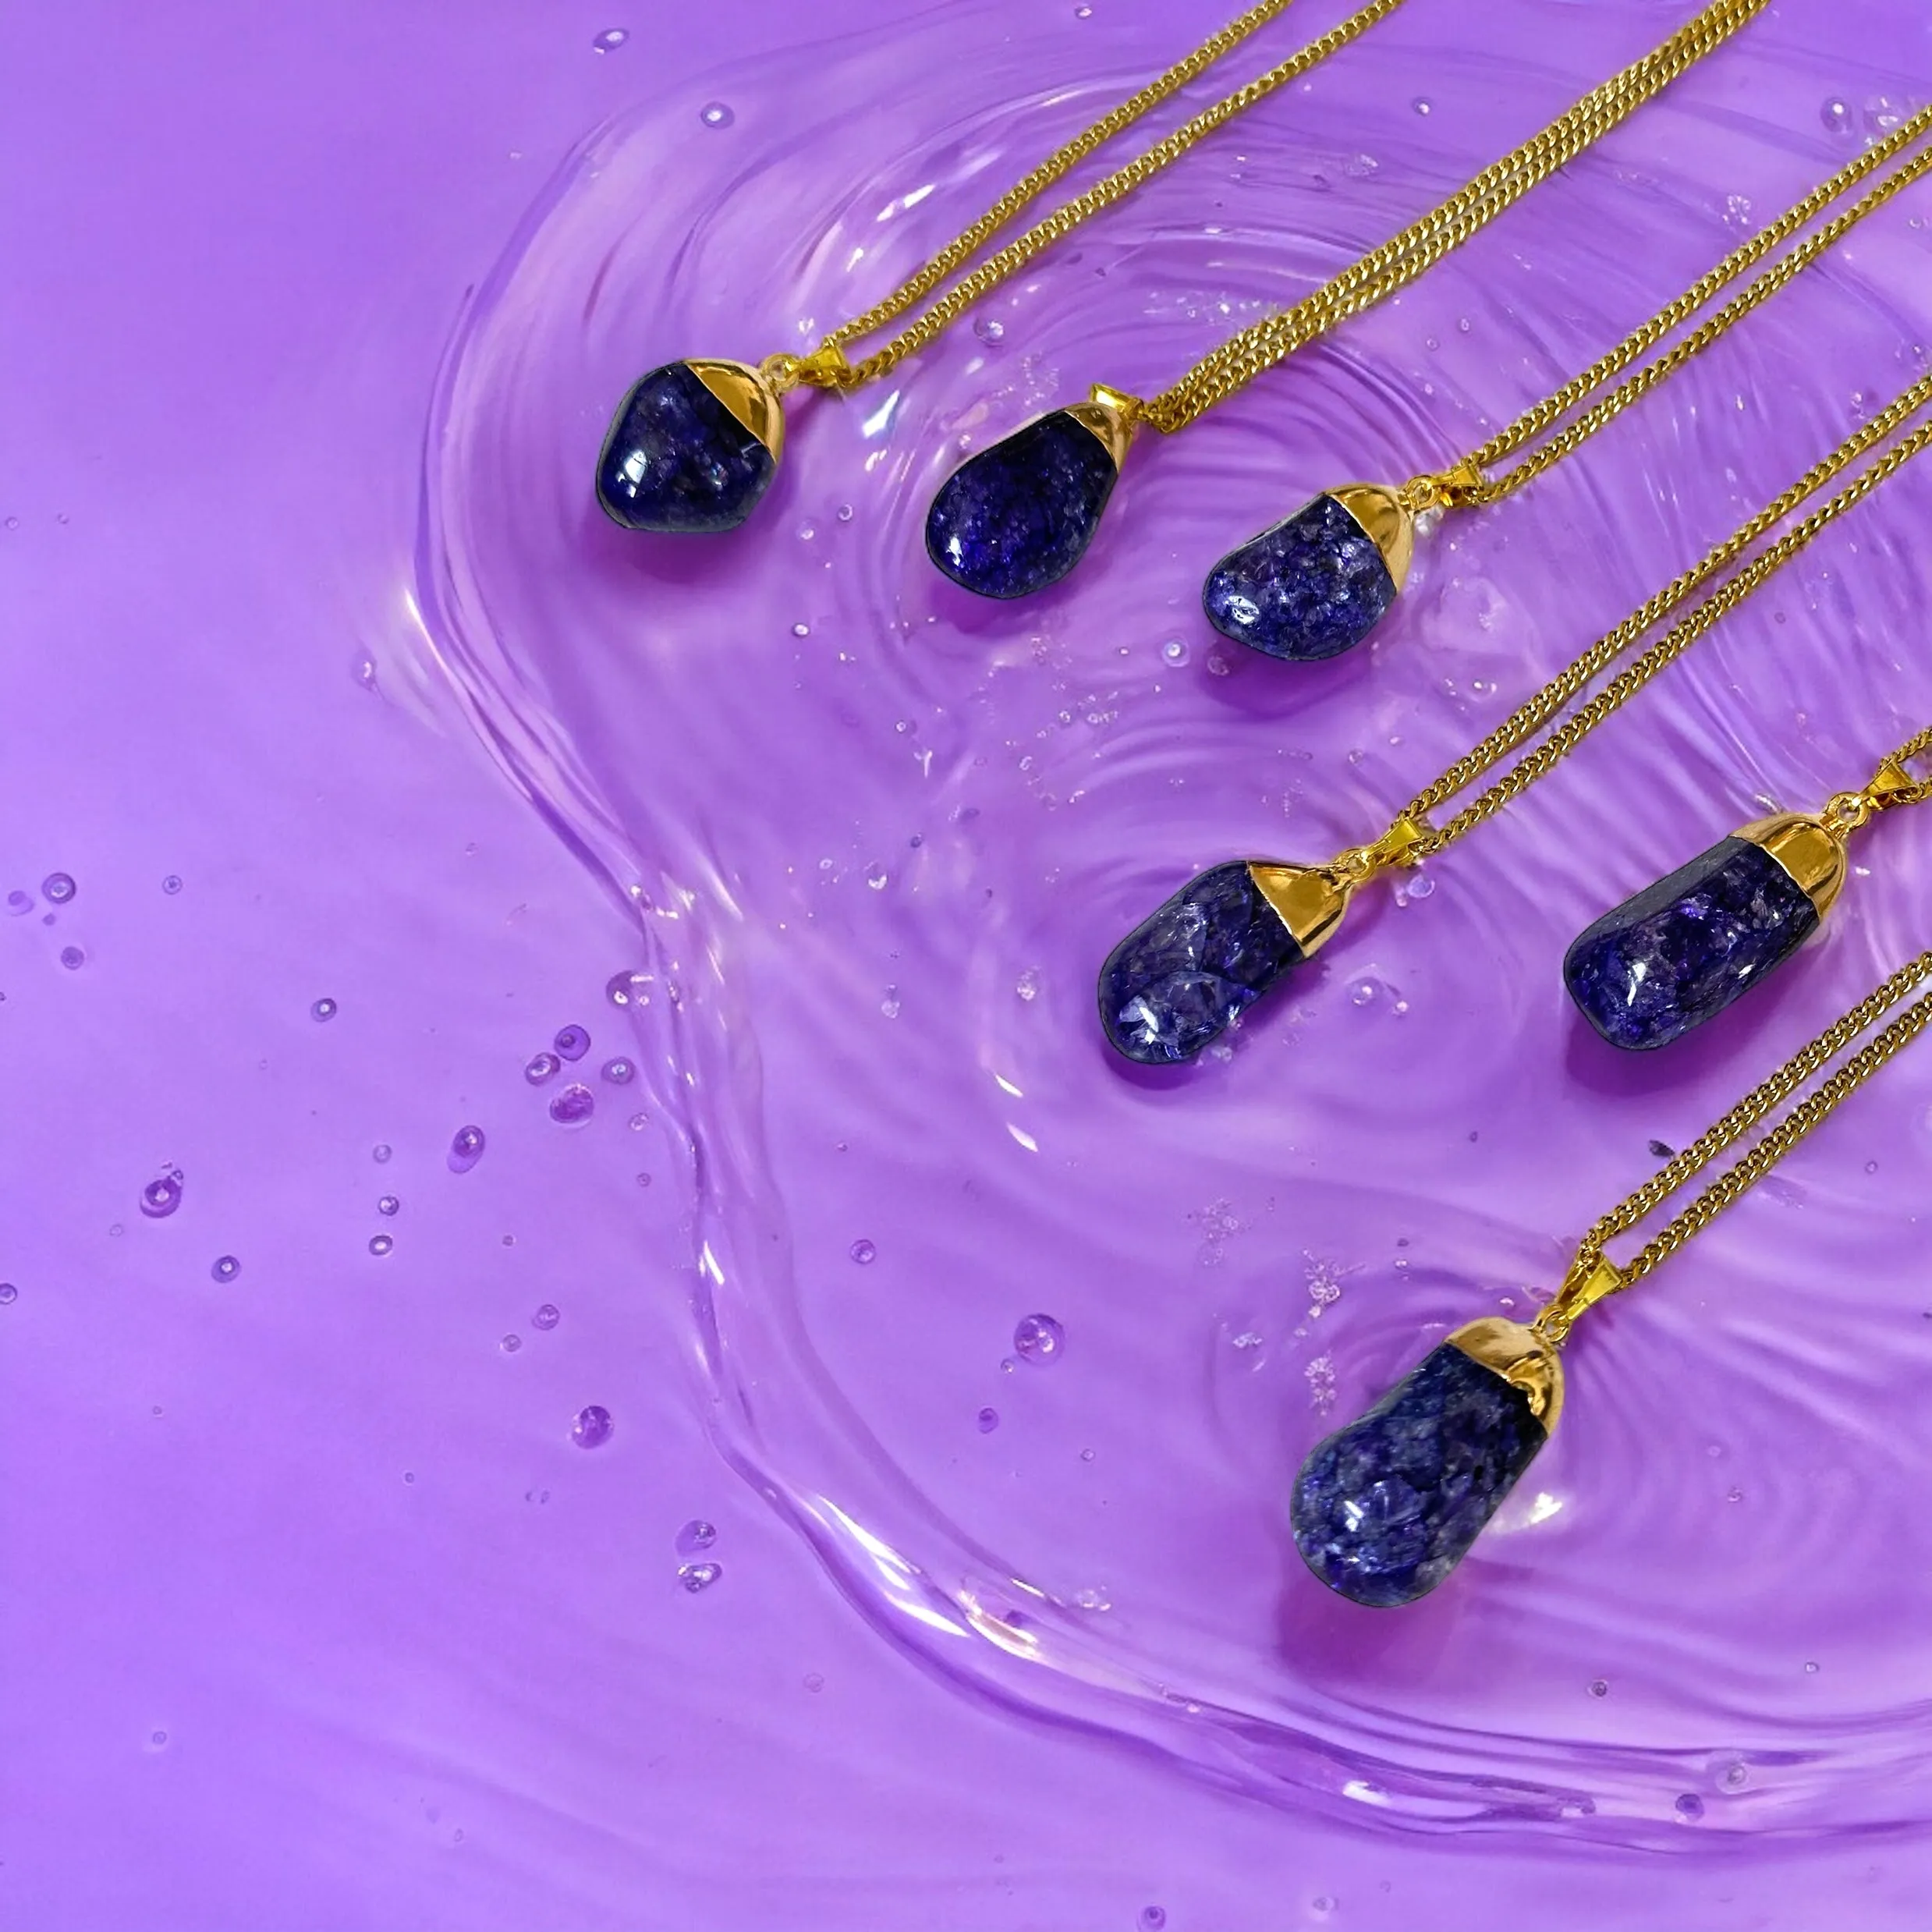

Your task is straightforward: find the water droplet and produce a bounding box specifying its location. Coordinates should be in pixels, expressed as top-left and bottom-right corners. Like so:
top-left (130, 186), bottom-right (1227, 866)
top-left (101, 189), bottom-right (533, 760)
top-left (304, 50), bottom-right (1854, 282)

top-left (161, 874), bottom-right (183, 895)
top-left (530, 1303), bottom-right (560, 1332)
top-left (572, 1404), bottom-right (614, 1448)
top-left (972, 315), bottom-right (1005, 344)
top-left (629, 1111), bottom-right (649, 1132)
top-left (1404, 873), bottom-right (1434, 901)
top-left (803, 1671), bottom-right (824, 1693)
top-left (140, 1171), bottom-right (185, 1219)
top-left (676, 1519), bottom-right (718, 1555)
top-left (549, 1083), bottom-right (595, 1126)
top-left (1139, 1910), bottom-right (1168, 1932)
top-left (1410, 96), bottom-right (1431, 115)
top-left (41, 872), bottom-right (75, 905)
top-left (210, 1255), bottom-right (240, 1282)
top-left (836, 503), bottom-right (854, 523)
top-left (1072, 3), bottom-right (1092, 16)
top-left (880, 987), bottom-right (901, 1019)
top-left (977, 1406), bottom-right (1000, 1433)
top-left (601, 1056), bottom-right (635, 1084)
top-left (59, 945), bottom-right (85, 970)
top-left (524, 1051), bottom-right (561, 1085)
top-left (1804, 1659), bottom-right (1820, 1674)
top-left (1312, 1898), bottom-right (1335, 1919)
top-left (447, 1124), bottom-right (486, 1173)
top-left (500, 1333), bottom-right (522, 1353)
top-left (553, 1023), bottom-right (590, 1062)
top-left (1013, 1312), bottom-right (1065, 1364)
top-left (700, 100), bottom-right (734, 129)
top-left (1160, 637), bottom-right (1189, 666)
top-left (1015, 966), bottom-right (1042, 1001)
top-left (1349, 977), bottom-right (1386, 1007)
top-left (5, 890), bottom-right (31, 916)
top-left (591, 27), bottom-right (627, 51)
top-left (1821, 96), bottom-right (1851, 134)
top-left (849, 1238), bottom-right (877, 1265)
top-left (150, 1729), bottom-right (168, 1749)
top-left (1722, 1760), bottom-right (1749, 1790)
top-left (678, 1560), bottom-right (722, 1591)
top-left (368, 1234), bottom-right (394, 1257)
top-left (864, 862), bottom-right (888, 890)
top-left (1588, 1678), bottom-right (1608, 1698)
top-left (1674, 1793), bottom-right (1705, 1822)
top-left (310, 997), bottom-right (338, 1022)
top-left (0, 1283), bottom-right (18, 1306)
top-left (377, 1195), bottom-right (399, 1217)
top-left (353, 654), bottom-right (377, 689)
top-left (605, 969), bottom-right (651, 1008)
top-left (1864, 94), bottom-right (1907, 137)
top-left (372, 1143), bottom-right (392, 1164)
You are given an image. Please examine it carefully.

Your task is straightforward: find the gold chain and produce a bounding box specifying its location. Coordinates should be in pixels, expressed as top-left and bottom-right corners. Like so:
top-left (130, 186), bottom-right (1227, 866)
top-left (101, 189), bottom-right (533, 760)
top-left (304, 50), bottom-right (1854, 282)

top-left (1533, 951), bottom-right (1932, 1342)
top-left (1374, 374), bottom-right (1932, 859)
top-left (768, 0), bottom-right (1409, 395)
top-left (1139, 0), bottom-right (1771, 433)
top-left (1403, 102), bottom-right (1932, 511)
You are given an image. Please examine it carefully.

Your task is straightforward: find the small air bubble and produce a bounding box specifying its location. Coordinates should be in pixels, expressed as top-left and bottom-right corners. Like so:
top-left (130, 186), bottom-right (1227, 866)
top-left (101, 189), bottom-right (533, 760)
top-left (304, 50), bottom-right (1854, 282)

top-left (1410, 96), bottom-right (1431, 115)
top-left (448, 1125), bottom-right (486, 1173)
top-left (368, 1234), bottom-right (394, 1257)
top-left (0, 1284), bottom-right (16, 1306)
top-left (532, 1303), bottom-right (560, 1331)
top-left (849, 1239), bottom-right (877, 1264)
top-left (677, 1519), bottom-right (718, 1555)
top-left (572, 1404), bottom-right (614, 1448)
top-left (865, 862), bottom-right (888, 890)
top-left (500, 1333), bottom-right (522, 1354)
top-left (1804, 1660), bottom-right (1820, 1674)
top-left (605, 970), bottom-right (651, 1008)
top-left (1016, 966), bottom-right (1041, 1001)
top-left (524, 1051), bottom-right (561, 1085)
top-left (41, 872), bottom-right (76, 904)
top-left (1821, 96), bottom-right (1851, 134)
top-left (5, 890), bottom-right (31, 916)
top-left (977, 1406), bottom-right (999, 1433)
top-left (679, 1560), bottom-right (722, 1592)
top-left (629, 1111), bottom-right (650, 1131)
top-left (1161, 638), bottom-right (1189, 666)
top-left (554, 1024), bottom-right (590, 1062)
top-left (1140, 1911), bottom-right (1168, 1932)
top-left (210, 1255), bottom-right (240, 1282)
top-left (1674, 1793), bottom-right (1705, 1822)
top-left (973, 315), bottom-right (1005, 344)
top-left (880, 988), bottom-right (902, 1019)
top-left (803, 1671), bottom-right (824, 1693)
top-left (162, 874), bottom-right (183, 895)
top-left (140, 1172), bottom-right (184, 1219)
top-left (591, 27), bottom-right (627, 51)
top-left (310, 997), bottom-right (338, 1022)
top-left (700, 101), bottom-right (735, 129)
top-left (59, 945), bottom-right (85, 970)
top-left (601, 1058), bottom-right (636, 1086)
top-left (1588, 1678), bottom-right (1608, 1698)
top-left (372, 1143), bottom-right (392, 1164)
top-left (377, 1195), bottom-right (399, 1217)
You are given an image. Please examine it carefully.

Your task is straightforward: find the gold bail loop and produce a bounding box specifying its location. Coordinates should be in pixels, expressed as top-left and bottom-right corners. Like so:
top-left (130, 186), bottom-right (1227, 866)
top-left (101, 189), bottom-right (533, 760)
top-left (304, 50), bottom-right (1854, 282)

top-left (1397, 459), bottom-right (1487, 516)
top-left (1822, 755), bottom-right (1932, 837)
top-left (1328, 812), bottom-right (1434, 884)
top-left (761, 342), bottom-right (857, 395)
top-left (1532, 1250), bottom-right (1628, 1345)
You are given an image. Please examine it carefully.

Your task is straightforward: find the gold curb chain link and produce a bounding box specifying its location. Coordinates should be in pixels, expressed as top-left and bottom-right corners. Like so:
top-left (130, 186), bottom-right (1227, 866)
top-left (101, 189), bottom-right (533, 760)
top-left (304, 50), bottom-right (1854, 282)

top-left (1402, 102), bottom-right (1932, 511)
top-left (771, 0), bottom-right (1409, 395)
top-left (1140, 0), bottom-right (1770, 433)
top-left (1533, 951), bottom-right (1932, 1342)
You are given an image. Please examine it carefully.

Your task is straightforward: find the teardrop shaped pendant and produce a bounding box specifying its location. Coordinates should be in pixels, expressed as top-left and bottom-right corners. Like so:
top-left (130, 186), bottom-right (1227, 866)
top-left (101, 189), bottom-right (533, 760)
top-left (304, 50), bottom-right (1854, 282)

top-left (1097, 858), bottom-right (1352, 1064)
top-left (924, 386), bottom-right (1141, 599)
top-left (1291, 1317), bottom-right (1562, 1608)
top-left (1563, 813), bottom-right (1845, 1051)
top-left (1202, 484), bottom-right (1415, 661)
top-left (595, 358), bottom-right (787, 534)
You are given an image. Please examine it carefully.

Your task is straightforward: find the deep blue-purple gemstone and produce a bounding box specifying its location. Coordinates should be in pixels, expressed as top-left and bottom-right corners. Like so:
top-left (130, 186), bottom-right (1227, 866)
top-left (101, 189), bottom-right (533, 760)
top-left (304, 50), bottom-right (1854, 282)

top-left (1564, 835), bottom-right (1817, 1052)
top-left (925, 410), bottom-right (1119, 599)
top-left (1291, 1342), bottom-right (1547, 1608)
top-left (1202, 493), bottom-right (1397, 661)
top-left (1097, 861), bottom-right (1302, 1065)
top-left (595, 361), bottom-right (775, 534)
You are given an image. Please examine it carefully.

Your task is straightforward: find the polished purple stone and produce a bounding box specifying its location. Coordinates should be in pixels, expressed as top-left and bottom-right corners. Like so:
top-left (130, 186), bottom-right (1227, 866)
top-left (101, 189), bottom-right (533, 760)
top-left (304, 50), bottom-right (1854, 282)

top-left (1202, 493), bottom-right (1397, 661)
top-left (1564, 835), bottom-right (1817, 1051)
top-left (1097, 861), bottom-right (1302, 1065)
top-left (1291, 1342), bottom-right (1547, 1608)
top-left (595, 360), bottom-right (775, 534)
top-left (925, 409), bottom-right (1118, 599)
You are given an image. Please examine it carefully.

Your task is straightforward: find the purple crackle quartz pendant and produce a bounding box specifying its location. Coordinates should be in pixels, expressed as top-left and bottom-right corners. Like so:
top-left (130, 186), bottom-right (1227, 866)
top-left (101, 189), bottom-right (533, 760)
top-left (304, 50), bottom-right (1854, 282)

top-left (1292, 1317), bottom-right (1563, 1608)
top-left (925, 385), bottom-right (1140, 599)
top-left (1564, 813), bottom-right (1844, 1051)
top-left (1203, 484), bottom-right (1414, 662)
top-left (1097, 858), bottom-right (1351, 1064)
top-left (595, 358), bottom-right (786, 534)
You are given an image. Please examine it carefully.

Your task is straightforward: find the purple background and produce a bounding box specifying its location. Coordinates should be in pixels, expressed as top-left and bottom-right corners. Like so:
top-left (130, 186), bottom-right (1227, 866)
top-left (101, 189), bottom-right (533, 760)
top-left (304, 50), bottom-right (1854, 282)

top-left (7, 0), bottom-right (1932, 1924)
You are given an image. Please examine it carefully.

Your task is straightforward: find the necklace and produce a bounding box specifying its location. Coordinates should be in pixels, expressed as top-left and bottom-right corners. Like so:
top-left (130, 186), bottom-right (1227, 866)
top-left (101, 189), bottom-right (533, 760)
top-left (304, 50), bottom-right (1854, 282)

top-left (923, 0), bottom-right (1770, 601)
top-left (1097, 372), bottom-right (1932, 1065)
top-left (1565, 728), bottom-right (1932, 1051)
top-left (593, 0), bottom-right (1409, 535)
top-left (1206, 103), bottom-right (1932, 662)
top-left (1291, 946), bottom-right (1932, 1607)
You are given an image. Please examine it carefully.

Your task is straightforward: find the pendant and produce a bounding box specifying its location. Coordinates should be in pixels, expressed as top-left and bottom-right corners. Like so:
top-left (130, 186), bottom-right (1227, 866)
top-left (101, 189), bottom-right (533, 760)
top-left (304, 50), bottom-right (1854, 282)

top-left (1564, 813), bottom-right (1844, 1051)
top-left (1097, 858), bottom-right (1350, 1064)
top-left (595, 359), bottom-right (785, 534)
top-left (1291, 1317), bottom-right (1561, 1608)
top-left (1203, 484), bottom-right (1413, 661)
top-left (924, 386), bottom-right (1140, 600)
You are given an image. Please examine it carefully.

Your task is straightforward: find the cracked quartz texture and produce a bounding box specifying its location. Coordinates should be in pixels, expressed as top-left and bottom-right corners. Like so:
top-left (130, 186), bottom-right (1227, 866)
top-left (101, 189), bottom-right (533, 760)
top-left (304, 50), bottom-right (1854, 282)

top-left (595, 361), bottom-right (775, 534)
top-left (925, 409), bottom-right (1118, 598)
top-left (1291, 1342), bottom-right (1548, 1608)
top-left (1202, 493), bottom-right (1398, 661)
top-left (1564, 835), bottom-right (1818, 1051)
top-left (1097, 860), bottom-right (1303, 1064)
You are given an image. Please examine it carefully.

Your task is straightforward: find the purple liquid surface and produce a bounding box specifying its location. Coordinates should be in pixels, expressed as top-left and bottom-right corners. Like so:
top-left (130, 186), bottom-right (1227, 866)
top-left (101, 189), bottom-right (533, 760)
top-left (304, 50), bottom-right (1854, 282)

top-left (7, 0), bottom-right (1932, 1923)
